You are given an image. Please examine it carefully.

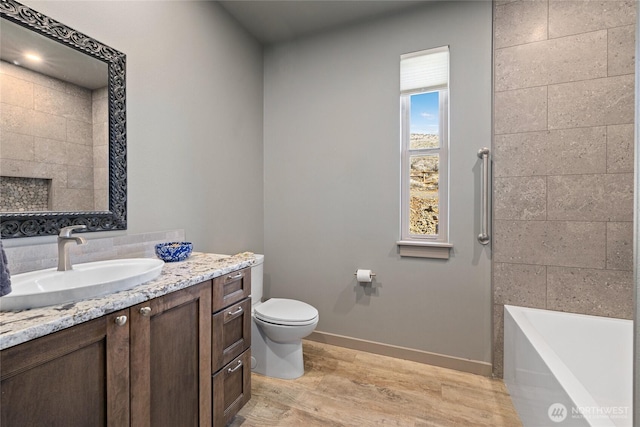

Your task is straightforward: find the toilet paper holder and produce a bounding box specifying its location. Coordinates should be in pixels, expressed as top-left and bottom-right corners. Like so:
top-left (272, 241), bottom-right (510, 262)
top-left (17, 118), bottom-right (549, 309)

top-left (354, 270), bottom-right (376, 285)
top-left (354, 271), bottom-right (376, 277)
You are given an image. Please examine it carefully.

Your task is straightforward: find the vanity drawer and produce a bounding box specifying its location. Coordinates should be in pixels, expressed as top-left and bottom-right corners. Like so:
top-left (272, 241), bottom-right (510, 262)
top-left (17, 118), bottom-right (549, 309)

top-left (212, 349), bottom-right (251, 427)
top-left (212, 268), bottom-right (251, 312)
top-left (212, 297), bottom-right (251, 372)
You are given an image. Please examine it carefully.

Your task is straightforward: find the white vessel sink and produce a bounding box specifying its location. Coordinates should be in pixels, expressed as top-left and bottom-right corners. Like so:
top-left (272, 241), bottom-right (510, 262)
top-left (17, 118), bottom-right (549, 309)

top-left (0, 258), bottom-right (164, 311)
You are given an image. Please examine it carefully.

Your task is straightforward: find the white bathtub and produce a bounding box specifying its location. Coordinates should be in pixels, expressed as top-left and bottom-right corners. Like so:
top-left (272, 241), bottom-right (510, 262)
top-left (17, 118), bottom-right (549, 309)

top-left (503, 305), bottom-right (632, 427)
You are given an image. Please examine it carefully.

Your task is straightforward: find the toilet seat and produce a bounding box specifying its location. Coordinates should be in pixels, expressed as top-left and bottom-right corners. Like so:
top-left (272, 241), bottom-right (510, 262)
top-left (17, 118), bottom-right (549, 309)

top-left (254, 298), bottom-right (318, 326)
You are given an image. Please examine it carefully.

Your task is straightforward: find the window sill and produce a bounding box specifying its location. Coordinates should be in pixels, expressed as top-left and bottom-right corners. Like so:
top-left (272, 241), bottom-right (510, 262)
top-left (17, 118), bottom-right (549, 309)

top-left (396, 240), bottom-right (452, 259)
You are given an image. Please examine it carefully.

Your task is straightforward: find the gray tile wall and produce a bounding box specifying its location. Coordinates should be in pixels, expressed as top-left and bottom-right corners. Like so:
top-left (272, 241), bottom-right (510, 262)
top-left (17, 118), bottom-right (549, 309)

top-left (92, 86), bottom-right (109, 210)
top-left (0, 61), bottom-right (107, 211)
top-left (492, 0), bottom-right (636, 377)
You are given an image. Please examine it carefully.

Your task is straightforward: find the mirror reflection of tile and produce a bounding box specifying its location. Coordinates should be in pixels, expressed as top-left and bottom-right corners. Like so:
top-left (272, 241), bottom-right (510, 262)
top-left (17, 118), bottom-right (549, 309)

top-left (0, 61), bottom-right (108, 212)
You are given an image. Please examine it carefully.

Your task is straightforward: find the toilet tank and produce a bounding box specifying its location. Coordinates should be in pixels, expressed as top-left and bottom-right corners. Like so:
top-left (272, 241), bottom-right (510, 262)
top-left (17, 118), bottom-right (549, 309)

top-left (251, 254), bottom-right (265, 306)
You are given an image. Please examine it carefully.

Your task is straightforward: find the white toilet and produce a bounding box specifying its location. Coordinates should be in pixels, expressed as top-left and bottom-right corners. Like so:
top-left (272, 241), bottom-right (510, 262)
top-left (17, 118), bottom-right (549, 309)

top-left (250, 254), bottom-right (319, 379)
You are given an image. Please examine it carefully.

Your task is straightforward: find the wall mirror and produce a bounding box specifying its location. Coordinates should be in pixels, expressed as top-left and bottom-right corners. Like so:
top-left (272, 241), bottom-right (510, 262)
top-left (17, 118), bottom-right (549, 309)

top-left (0, 0), bottom-right (126, 238)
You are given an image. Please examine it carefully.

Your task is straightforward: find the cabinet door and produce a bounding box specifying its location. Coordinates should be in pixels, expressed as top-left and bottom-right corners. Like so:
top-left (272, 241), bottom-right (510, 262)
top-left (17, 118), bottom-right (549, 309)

top-left (0, 310), bottom-right (130, 427)
top-left (212, 349), bottom-right (251, 427)
top-left (212, 297), bottom-right (251, 371)
top-left (130, 281), bottom-right (212, 427)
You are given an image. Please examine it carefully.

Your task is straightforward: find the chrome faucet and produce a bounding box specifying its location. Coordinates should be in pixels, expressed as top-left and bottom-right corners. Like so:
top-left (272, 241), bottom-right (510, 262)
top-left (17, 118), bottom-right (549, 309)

top-left (57, 225), bottom-right (87, 271)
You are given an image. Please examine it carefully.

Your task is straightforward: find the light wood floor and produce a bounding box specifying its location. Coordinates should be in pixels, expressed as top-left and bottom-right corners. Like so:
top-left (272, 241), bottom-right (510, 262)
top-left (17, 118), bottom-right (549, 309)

top-left (231, 340), bottom-right (522, 426)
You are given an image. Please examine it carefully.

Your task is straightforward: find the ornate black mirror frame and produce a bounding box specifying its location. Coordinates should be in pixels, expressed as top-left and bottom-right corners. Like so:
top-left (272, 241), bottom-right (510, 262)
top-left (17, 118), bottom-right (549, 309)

top-left (0, 0), bottom-right (126, 238)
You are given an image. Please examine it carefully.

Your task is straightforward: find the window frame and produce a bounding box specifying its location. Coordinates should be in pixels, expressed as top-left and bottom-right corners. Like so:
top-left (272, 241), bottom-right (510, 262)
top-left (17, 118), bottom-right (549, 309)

top-left (398, 46), bottom-right (452, 258)
top-left (400, 88), bottom-right (449, 243)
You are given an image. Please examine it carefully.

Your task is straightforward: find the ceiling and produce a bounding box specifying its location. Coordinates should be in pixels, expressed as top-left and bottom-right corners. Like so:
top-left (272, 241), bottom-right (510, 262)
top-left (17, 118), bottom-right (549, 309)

top-left (218, 0), bottom-right (430, 45)
top-left (0, 18), bottom-right (108, 89)
top-left (0, 1), bottom-right (429, 88)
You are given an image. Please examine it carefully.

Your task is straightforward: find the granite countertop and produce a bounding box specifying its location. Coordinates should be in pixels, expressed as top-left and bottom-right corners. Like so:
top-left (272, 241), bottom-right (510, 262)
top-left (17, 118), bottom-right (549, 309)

top-left (0, 252), bottom-right (255, 351)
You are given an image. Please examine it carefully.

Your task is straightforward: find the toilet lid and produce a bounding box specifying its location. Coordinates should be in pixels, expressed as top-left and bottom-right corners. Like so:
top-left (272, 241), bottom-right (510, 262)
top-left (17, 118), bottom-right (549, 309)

top-left (254, 298), bottom-right (318, 325)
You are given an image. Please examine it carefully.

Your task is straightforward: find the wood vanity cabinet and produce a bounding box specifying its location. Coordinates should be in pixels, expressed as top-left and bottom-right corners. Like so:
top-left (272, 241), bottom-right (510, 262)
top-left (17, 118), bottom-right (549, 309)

top-left (0, 310), bottom-right (131, 427)
top-left (211, 267), bottom-right (252, 427)
top-left (0, 268), bottom-right (252, 427)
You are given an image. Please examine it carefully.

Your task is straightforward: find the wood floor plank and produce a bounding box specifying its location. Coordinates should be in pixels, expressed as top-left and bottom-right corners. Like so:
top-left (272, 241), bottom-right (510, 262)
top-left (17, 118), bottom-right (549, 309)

top-left (287, 388), bottom-right (419, 426)
top-left (345, 358), bottom-right (444, 395)
top-left (441, 382), bottom-right (520, 421)
top-left (233, 340), bottom-right (522, 426)
top-left (313, 374), bottom-right (432, 419)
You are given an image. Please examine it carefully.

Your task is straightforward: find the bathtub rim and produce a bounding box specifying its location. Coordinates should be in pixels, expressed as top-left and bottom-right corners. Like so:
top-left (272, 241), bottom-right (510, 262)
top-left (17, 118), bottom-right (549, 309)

top-left (504, 304), bottom-right (618, 427)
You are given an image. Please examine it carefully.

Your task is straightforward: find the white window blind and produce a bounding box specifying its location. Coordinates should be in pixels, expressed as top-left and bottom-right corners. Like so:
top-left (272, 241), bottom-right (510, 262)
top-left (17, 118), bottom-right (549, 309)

top-left (400, 46), bottom-right (449, 93)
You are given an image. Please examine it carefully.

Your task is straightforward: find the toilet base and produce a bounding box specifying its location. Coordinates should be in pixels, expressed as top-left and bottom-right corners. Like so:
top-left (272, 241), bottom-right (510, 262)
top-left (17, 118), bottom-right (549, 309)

top-left (251, 320), bottom-right (305, 379)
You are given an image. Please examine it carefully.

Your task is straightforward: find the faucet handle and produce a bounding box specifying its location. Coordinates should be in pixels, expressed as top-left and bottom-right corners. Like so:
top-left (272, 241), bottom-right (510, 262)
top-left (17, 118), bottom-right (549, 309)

top-left (59, 225), bottom-right (87, 238)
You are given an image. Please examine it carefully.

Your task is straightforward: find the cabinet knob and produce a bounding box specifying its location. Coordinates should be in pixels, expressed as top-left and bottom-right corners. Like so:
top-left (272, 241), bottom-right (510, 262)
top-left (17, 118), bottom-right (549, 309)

top-left (114, 315), bottom-right (128, 326)
top-left (139, 306), bottom-right (152, 317)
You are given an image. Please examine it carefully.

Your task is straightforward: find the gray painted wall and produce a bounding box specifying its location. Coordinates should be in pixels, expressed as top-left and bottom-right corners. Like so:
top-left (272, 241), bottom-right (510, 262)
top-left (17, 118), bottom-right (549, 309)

top-left (263, 1), bottom-right (493, 362)
top-left (12, 0), bottom-right (495, 366)
top-left (13, 0), bottom-right (265, 255)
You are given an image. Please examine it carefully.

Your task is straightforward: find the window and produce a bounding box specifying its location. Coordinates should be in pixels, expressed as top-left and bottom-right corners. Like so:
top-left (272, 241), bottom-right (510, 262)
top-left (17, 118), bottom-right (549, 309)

top-left (399, 47), bottom-right (450, 253)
